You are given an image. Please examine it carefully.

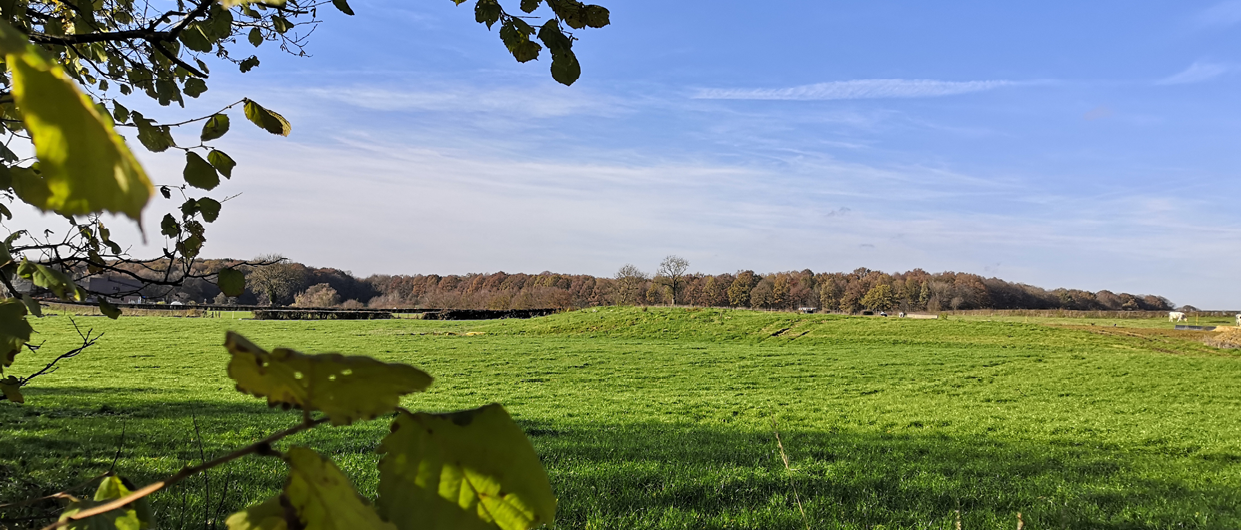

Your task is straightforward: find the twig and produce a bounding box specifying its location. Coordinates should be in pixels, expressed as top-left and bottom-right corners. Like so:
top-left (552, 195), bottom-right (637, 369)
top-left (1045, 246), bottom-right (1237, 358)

top-left (109, 420), bottom-right (128, 474)
top-left (771, 417), bottom-right (809, 530)
top-left (41, 417), bottom-right (327, 530)
top-left (192, 413), bottom-right (210, 530)
top-left (19, 318), bottom-right (102, 388)
top-left (0, 474), bottom-right (106, 510)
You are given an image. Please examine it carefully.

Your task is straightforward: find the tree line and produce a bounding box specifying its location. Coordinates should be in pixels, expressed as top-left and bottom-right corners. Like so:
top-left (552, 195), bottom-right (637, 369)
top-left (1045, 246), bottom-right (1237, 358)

top-left (82, 255), bottom-right (1176, 313)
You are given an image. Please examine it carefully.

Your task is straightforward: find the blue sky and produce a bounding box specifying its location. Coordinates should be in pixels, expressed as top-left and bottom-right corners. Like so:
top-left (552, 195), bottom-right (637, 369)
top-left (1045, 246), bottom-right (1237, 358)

top-left (18, 1), bottom-right (1241, 307)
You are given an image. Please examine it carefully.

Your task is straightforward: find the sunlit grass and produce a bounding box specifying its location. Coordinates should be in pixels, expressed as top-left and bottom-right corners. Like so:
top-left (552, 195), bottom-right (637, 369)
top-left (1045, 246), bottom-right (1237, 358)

top-left (3, 307), bottom-right (1240, 529)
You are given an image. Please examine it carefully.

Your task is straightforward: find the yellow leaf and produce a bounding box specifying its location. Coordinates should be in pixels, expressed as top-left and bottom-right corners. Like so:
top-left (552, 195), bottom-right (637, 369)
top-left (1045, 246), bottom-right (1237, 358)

top-left (376, 405), bottom-right (556, 530)
top-left (58, 476), bottom-right (154, 529)
top-left (225, 496), bottom-right (290, 530)
top-left (224, 332), bottom-right (433, 425)
top-left (283, 447), bottom-right (396, 530)
top-left (0, 376), bottom-right (23, 403)
top-left (0, 21), bottom-right (153, 222)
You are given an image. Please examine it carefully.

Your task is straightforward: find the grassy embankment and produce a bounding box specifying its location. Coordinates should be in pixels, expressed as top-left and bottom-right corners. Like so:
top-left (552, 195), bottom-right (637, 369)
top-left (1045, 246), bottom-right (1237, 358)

top-left (3, 308), bottom-right (1241, 529)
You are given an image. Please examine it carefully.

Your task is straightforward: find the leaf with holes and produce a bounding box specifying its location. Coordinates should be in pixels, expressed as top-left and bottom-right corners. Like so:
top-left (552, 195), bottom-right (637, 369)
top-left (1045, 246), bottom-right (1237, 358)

top-left (197, 197), bottom-right (222, 222)
top-left (224, 332), bottom-right (433, 425)
top-left (376, 404), bottom-right (556, 530)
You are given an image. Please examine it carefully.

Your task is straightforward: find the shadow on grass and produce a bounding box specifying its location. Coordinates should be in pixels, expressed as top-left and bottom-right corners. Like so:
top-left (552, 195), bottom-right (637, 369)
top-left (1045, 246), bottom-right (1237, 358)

top-left (526, 420), bottom-right (1239, 530)
top-left (4, 393), bottom-right (1238, 530)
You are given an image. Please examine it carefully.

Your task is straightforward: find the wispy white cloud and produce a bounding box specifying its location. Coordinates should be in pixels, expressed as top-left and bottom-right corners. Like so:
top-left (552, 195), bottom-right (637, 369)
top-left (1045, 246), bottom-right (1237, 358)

top-left (693, 79), bottom-right (1024, 101)
top-left (1156, 61), bottom-right (1234, 85)
top-left (304, 85), bottom-right (616, 117)
top-left (1193, 0), bottom-right (1241, 28)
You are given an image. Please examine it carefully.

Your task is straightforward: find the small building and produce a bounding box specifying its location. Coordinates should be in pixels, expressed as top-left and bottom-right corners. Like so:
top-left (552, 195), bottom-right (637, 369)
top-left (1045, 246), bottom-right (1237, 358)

top-left (85, 275), bottom-right (144, 301)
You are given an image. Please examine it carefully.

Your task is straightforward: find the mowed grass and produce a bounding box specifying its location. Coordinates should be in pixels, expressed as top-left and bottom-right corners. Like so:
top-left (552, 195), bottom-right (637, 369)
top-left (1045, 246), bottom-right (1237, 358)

top-left (4, 307), bottom-right (1241, 529)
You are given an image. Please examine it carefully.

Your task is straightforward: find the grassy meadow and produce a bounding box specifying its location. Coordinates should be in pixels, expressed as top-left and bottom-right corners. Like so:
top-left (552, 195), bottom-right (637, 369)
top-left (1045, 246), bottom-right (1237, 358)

top-left (3, 307), bottom-right (1241, 529)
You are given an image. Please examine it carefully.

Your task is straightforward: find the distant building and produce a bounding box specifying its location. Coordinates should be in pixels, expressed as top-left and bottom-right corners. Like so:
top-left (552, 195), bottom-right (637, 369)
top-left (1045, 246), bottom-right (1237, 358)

top-left (85, 275), bottom-right (144, 301)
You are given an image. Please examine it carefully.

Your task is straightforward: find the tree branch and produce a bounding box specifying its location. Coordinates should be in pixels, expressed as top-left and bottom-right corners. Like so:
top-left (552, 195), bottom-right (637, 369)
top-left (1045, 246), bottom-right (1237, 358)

top-left (28, 28), bottom-right (170, 46)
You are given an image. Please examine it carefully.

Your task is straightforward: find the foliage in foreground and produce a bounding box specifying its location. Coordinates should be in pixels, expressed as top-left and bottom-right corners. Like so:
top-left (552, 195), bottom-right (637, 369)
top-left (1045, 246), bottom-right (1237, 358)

top-left (40, 331), bottom-right (555, 530)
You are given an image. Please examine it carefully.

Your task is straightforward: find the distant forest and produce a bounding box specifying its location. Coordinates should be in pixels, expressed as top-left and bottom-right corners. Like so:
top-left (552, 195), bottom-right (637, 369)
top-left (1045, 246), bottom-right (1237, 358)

top-left (99, 258), bottom-right (1177, 313)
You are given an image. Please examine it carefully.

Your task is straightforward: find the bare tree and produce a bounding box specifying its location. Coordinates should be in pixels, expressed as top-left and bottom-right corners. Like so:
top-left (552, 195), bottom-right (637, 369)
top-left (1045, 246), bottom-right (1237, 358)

top-left (657, 255), bottom-right (690, 305)
top-left (247, 255), bottom-right (307, 306)
top-left (613, 264), bottom-right (648, 306)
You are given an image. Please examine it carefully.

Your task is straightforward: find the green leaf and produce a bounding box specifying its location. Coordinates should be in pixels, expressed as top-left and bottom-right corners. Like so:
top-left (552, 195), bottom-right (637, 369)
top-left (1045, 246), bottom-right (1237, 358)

top-left (20, 293), bottom-right (42, 317)
top-left (519, 0), bottom-right (540, 13)
top-left (180, 198), bottom-right (200, 217)
top-left (500, 20), bottom-right (540, 63)
top-left (248, 27), bottom-right (263, 47)
top-left (208, 150), bottom-right (236, 178)
top-left (179, 25), bottom-right (213, 53)
top-left (58, 475), bottom-right (154, 529)
top-left (217, 268), bottom-right (245, 297)
top-left (0, 21), bottom-right (154, 222)
top-left (111, 101), bottom-right (130, 123)
top-left (537, 20), bottom-right (571, 54)
top-left (240, 56), bottom-right (260, 73)
top-left (183, 151), bottom-right (220, 191)
top-left (183, 78), bottom-right (208, 98)
top-left (135, 119), bottom-right (175, 153)
top-left (18, 260), bottom-right (83, 301)
top-left (0, 142), bottom-right (17, 163)
top-left (377, 404), bottom-right (556, 530)
top-left (582, 4), bottom-right (609, 28)
top-left (201, 114), bottom-right (230, 142)
top-left (224, 332), bottom-right (433, 425)
top-left (177, 234), bottom-right (204, 258)
top-left (475, 0), bottom-right (501, 29)
top-left (283, 447), bottom-right (397, 530)
top-left (509, 40), bottom-right (540, 63)
top-left (0, 375), bottom-right (22, 403)
top-left (0, 298), bottom-right (31, 368)
top-left (160, 214), bottom-right (180, 238)
top-left (332, 0), bottom-right (355, 15)
top-left (243, 99), bottom-right (291, 136)
top-left (272, 16), bottom-right (293, 34)
top-left (197, 197), bottom-right (222, 222)
top-left (224, 495), bottom-right (289, 530)
top-left (99, 299), bottom-right (121, 319)
top-left (9, 166), bottom-right (53, 209)
top-left (549, 50), bottom-right (580, 86)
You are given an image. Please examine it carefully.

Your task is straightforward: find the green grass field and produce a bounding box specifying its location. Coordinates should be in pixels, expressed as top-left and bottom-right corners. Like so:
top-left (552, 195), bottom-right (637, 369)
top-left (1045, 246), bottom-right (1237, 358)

top-left (4, 308), bottom-right (1241, 529)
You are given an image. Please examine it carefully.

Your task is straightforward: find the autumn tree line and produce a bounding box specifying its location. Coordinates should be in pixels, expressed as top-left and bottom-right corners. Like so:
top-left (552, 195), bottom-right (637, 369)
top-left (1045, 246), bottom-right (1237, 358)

top-left (84, 255), bottom-right (1177, 313)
